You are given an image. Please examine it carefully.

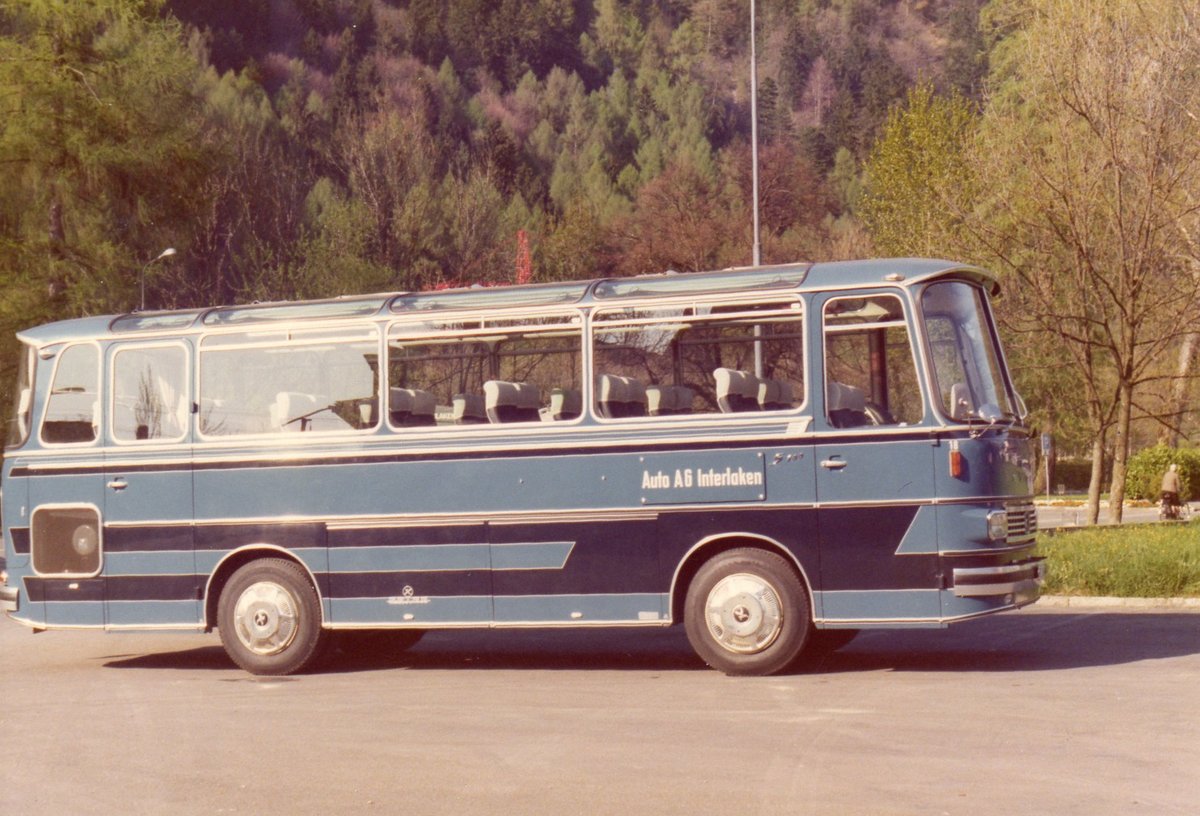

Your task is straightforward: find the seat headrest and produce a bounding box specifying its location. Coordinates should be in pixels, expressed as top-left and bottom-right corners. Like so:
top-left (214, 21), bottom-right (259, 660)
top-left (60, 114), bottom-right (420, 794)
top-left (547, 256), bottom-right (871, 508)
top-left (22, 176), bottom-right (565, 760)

top-left (390, 387), bottom-right (436, 416)
top-left (827, 381), bottom-right (866, 412)
top-left (484, 380), bottom-right (541, 411)
top-left (597, 374), bottom-right (646, 404)
top-left (714, 368), bottom-right (757, 399)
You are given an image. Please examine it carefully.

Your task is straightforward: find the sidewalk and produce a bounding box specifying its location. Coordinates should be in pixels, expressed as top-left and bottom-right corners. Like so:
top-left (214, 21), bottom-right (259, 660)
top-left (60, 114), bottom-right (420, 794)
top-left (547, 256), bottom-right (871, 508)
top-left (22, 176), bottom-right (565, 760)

top-left (1036, 500), bottom-right (1164, 528)
top-left (1037, 595), bottom-right (1200, 609)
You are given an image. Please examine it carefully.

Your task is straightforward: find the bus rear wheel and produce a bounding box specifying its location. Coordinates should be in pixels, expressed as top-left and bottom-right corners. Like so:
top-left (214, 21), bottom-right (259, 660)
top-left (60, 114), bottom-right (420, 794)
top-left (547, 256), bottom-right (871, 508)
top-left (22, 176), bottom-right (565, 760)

top-left (684, 548), bottom-right (810, 676)
top-left (218, 558), bottom-right (327, 676)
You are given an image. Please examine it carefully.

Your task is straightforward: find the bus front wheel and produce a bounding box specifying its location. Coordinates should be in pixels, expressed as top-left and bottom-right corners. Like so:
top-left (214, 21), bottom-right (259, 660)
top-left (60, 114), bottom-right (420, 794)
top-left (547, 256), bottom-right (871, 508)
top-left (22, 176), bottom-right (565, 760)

top-left (218, 558), bottom-right (327, 676)
top-left (684, 548), bottom-right (810, 676)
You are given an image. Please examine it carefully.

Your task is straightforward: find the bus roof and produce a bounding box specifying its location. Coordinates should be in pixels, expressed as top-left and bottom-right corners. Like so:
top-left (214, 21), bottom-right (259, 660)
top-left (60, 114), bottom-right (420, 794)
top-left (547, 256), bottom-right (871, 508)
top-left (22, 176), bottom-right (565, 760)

top-left (15, 258), bottom-right (993, 348)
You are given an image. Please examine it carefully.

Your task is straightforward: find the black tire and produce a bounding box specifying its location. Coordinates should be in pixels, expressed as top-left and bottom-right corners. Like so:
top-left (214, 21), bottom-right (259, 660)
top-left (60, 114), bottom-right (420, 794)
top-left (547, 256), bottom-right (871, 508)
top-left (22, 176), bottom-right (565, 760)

top-left (684, 548), bottom-right (811, 676)
top-left (218, 558), bottom-right (327, 676)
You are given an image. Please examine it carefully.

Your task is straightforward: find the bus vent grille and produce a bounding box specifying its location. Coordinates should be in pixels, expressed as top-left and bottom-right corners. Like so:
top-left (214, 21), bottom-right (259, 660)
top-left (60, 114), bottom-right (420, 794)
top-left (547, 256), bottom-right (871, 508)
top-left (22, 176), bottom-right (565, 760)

top-left (1005, 503), bottom-right (1038, 541)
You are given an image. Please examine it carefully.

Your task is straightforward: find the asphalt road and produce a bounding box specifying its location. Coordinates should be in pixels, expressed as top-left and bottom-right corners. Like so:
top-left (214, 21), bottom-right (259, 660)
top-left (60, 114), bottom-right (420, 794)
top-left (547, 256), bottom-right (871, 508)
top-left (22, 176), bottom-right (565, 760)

top-left (1, 607), bottom-right (1197, 816)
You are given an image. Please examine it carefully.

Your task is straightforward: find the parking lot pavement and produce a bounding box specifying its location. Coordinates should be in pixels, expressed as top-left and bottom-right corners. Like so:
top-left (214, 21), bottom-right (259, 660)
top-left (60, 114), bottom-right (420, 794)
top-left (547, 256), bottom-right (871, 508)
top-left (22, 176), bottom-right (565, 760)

top-left (1, 606), bottom-right (1198, 815)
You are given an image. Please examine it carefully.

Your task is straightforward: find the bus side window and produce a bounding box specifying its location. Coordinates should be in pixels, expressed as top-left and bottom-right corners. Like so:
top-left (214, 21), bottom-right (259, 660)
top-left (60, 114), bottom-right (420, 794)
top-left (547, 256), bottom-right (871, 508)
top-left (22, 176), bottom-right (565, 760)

top-left (822, 295), bottom-right (922, 427)
top-left (41, 344), bottom-right (100, 445)
top-left (593, 303), bottom-right (805, 419)
top-left (112, 345), bottom-right (188, 443)
top-left (199, 327), bottom-right (379, 436)
top-left (387, 316), bottom-right (581, 429)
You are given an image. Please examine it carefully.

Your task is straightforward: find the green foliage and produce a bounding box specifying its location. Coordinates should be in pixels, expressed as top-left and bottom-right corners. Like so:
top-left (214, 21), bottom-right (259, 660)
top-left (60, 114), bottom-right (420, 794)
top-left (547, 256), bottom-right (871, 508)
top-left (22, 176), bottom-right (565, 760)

top-left (1039, 525), bottom-right (1200, 597)
top-left (860, 84), bottom-right (977, 257)
top-left (1051, 459), bottom-right (1101, 493)
top-left (0, 0), bottom-right (215, 310)
top-left (1125, 445), bottom-right (1200, 502)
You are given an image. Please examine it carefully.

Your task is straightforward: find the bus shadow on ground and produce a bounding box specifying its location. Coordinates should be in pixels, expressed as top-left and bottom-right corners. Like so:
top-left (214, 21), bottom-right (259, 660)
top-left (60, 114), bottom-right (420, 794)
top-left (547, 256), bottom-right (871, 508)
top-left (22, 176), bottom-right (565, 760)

top-left (102, 612), bottom-right (1200, 675)
top-left (817, 611), bottom-right (1200, 674)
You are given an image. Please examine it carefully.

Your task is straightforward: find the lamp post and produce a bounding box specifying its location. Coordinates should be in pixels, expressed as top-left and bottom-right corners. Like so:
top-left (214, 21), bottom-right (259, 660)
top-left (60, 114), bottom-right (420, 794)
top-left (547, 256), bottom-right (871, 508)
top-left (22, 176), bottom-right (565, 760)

top-left (140, 247), bottom-right (176, 311)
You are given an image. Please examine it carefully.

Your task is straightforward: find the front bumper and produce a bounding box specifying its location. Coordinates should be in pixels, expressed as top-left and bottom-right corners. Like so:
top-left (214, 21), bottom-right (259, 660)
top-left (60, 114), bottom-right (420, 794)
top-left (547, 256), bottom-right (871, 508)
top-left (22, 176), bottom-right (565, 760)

top-left (952, 557), bottom-right (1047, 603)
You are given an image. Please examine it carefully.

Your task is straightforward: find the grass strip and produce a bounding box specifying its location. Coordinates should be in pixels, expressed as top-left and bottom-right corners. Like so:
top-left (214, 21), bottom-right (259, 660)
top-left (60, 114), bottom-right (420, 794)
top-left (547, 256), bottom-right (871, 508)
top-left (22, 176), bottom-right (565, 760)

top-left (1037, 523), bottom-right (1200, 597)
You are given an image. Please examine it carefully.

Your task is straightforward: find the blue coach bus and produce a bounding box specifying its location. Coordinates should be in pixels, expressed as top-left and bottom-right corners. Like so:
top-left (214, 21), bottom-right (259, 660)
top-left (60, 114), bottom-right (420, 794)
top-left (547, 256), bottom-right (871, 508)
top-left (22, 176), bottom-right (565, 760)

top-left (0, 259), bottom-right (1043, 675)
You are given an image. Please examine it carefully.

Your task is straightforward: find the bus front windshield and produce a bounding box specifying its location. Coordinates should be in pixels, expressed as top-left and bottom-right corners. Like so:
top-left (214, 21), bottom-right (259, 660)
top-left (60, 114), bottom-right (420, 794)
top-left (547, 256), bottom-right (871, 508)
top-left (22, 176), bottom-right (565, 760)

top-left (921, 281), bottom-right (1017, 423)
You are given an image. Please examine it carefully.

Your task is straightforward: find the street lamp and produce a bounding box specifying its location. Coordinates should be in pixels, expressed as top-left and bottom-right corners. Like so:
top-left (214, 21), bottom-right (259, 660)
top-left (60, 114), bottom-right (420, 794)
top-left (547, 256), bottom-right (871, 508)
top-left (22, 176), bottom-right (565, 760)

top-left (140, 247), bottom-right (176, 311)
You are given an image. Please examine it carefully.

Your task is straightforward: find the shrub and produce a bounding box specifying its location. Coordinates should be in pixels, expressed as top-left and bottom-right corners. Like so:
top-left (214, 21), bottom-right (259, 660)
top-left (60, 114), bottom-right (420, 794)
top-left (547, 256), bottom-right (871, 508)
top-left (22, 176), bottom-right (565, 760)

top-left (1125, 444), bottom-right (1200, 501)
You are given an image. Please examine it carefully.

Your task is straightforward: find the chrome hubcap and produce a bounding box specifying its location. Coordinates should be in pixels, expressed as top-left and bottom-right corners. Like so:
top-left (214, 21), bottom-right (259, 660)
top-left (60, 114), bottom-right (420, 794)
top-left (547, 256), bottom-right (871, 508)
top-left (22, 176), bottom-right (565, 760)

top-left (233, 580), bottom-right (299, 656)
top-left (704, 573), bottom-right (783, 654)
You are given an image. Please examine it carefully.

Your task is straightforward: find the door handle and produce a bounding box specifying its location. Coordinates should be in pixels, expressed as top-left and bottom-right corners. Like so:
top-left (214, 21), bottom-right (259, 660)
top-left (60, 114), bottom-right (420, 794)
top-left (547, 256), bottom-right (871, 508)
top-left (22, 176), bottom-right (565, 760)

top-left (106, 478), bottom-right (128, 491)
top-left (820, 458), bottom-right (847, 470)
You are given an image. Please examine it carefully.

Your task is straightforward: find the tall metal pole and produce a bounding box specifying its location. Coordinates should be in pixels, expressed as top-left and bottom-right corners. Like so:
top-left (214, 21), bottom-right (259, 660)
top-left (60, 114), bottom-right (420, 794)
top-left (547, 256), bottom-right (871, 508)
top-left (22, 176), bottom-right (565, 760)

top-left (749, 0), bottom-right (762, 269)
top-left (750, 0), bottom-right (764, 377)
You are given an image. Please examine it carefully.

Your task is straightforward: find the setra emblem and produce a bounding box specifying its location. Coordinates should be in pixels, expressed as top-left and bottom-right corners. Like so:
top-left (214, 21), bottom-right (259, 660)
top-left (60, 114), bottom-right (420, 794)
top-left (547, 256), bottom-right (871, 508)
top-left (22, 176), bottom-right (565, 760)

top-left (387, 584), bottom-right (430, 605)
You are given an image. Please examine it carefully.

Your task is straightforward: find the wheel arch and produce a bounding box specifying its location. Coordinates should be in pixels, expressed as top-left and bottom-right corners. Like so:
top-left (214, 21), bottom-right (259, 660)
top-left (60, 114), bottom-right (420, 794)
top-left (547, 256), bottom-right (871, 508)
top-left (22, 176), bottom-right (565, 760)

top-left (668, 532), bottom-right (815, 626)
top-left (203, 544), bottom-right (325, 632)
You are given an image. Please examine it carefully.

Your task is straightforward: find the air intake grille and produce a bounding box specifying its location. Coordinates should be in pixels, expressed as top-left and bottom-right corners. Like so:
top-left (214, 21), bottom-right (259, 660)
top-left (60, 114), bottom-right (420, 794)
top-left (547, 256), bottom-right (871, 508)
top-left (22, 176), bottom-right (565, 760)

top-left (1006, 502), bottom-right (1038, 541)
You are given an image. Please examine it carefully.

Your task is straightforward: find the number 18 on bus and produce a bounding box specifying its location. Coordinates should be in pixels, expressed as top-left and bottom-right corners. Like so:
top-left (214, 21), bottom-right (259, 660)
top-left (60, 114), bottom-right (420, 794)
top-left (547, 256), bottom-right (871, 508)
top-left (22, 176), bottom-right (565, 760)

top-left (0, 258), bottom-right (1044, 675)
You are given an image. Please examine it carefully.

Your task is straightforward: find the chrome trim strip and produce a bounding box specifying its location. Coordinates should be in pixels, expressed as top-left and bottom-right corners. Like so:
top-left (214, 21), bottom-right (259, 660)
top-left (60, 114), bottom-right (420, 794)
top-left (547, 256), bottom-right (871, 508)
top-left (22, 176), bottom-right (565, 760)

top-left (812, 604), bottom-right (1031, 627)
top-left (14, 420), bottom-right (994, 470)
top-left (940, 542), bottom-right (1038, 556)
top-left (101, 494), bottom-right (1028, 532)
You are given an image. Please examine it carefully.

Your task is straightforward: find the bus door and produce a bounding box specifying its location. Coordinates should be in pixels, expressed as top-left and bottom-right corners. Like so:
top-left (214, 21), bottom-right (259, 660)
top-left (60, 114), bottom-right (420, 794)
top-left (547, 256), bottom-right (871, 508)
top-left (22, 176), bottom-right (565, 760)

top-left (813, 292), bottom-right (941, 624)
top-left (103, 342), bottom-right (197, 627)
top-left (25, 342), bottom-right (106, 626)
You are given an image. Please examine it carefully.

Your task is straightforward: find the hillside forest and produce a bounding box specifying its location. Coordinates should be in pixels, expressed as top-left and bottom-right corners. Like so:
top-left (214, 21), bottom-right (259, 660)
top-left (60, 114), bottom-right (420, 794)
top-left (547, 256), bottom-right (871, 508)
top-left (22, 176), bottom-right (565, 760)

top-left (1, 0), bottom-right (1199, 520)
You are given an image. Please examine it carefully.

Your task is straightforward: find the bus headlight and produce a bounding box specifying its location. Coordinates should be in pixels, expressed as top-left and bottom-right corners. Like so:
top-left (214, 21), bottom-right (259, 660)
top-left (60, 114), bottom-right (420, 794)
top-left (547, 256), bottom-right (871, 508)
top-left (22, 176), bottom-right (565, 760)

top-left (987, 510), bottom-right (1008, 542)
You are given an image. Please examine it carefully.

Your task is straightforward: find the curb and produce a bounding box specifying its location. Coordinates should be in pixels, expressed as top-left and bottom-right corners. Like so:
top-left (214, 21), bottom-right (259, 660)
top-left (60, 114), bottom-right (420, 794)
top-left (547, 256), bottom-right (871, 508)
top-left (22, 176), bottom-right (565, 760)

top-left (1037, 595), bottom-right (1200, 610)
